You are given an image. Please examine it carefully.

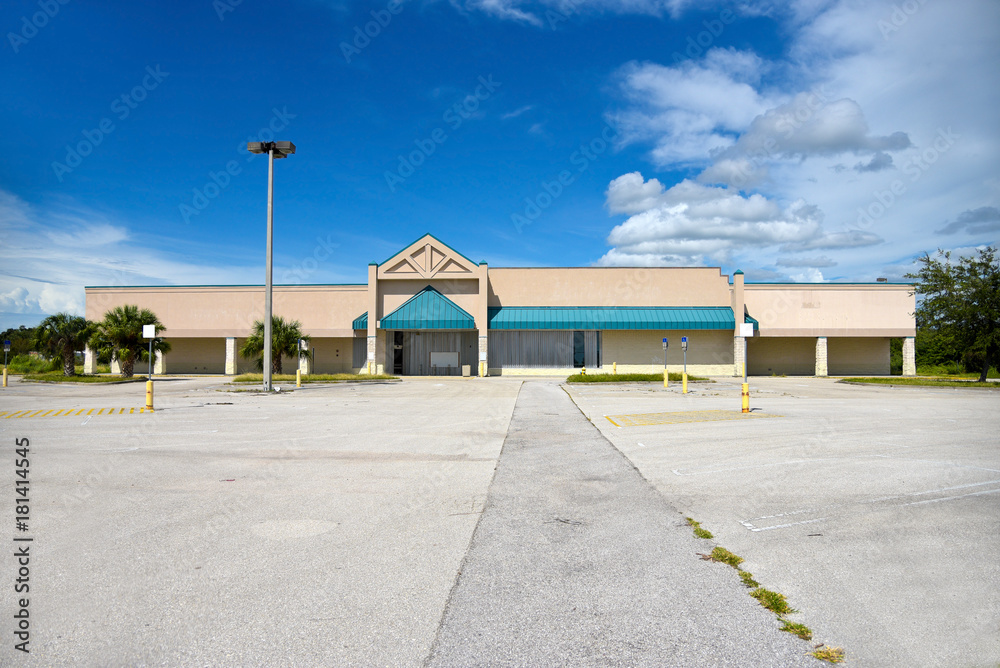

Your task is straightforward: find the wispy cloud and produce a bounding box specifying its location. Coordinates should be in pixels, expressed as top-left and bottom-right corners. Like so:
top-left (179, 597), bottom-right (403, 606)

top-left (502, 104), bottom-right (534, 119)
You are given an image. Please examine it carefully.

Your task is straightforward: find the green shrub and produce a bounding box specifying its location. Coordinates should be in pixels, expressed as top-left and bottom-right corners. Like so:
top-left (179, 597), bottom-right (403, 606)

top-left (7, 354), bottom-right (60, 374)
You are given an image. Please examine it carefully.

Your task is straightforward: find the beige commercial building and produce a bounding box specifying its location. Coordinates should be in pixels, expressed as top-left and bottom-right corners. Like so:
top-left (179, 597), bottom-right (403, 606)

top-left (84, 234), bottom-right (917, 377)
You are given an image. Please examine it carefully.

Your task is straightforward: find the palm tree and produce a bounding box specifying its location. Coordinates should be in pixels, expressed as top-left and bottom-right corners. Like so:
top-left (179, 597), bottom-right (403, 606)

top-left (239, 316), bottom-right (310, 374)
top-left (89, 305), bottom-right (170, 378)
top-left (32, 314), bottom-right (95, 376)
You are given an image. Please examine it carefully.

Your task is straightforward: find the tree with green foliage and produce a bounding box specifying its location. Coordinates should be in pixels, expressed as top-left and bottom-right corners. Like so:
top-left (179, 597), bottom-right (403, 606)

top-left (906, 246), bottom-right (1000, 382)
top-left (31, 314), bottom-right (95, 376)
top-left (238, 316), bottom-right (310, 374)
top-left (0, 325), bottom-right (38, 358)
top-left (89, 305), bottom-right (170, 378)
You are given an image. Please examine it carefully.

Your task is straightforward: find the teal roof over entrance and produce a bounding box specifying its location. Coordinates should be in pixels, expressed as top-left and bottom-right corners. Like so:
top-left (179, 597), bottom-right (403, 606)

top-left (487, 306), bottom-right (735, 330)
top-left (352, 312), bottom-right (368, 330)
top-left (381, 286), bottom-right (476, 330)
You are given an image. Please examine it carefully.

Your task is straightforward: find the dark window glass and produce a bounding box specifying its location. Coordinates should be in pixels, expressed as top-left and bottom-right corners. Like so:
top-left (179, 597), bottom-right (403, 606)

top-left (573, 331), bottom-right (585, 368)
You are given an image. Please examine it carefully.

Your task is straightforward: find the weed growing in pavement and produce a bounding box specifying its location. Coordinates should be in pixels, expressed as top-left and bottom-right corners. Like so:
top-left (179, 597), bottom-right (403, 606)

top-left (779, 619), bottom-right (813, 640)
top-left (810, 645), bottom-right (845, 663)
top-left (750, 587), bottom-right (797, 615)
top-left (686, 517), bottom-right (714, 539)
top-left (709, 546), bottom-right (743, 568)
top-left (739, 570), bottom-right (759, 588)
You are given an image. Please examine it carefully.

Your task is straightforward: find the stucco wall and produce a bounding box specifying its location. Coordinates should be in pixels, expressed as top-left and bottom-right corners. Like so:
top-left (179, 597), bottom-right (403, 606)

top-left (487, 267), bottom-right (731, 307)
top-left (377, 278), bottom-right (480, 321)
top-left (828, 337), bottom-right (890, 375)
top-left (747, 337), bottom-right (816, 376)
top-left (162, 338), bottom-right (226, 374)
top-left (86, 285), bottom-right (368, 338)
top-left (603, 330), bottom-right (733, 375)
top-left (744, 284), bottom-right (915, 337)
top-left (310, 337), bottom-right (356, 374)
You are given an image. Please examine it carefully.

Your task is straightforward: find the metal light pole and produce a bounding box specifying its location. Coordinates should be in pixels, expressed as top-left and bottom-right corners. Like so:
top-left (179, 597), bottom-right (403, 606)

top-left (247, 141), bottom-right (295, 393)
top-left (3, 340), bottom-right (10, 388)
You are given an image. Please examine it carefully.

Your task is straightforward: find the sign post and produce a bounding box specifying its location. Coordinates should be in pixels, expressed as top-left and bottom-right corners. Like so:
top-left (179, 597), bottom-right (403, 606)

top-left (662, 337), bottom-right (669, 388)
top-left (681, 336), bottom-right (688, 394)
top-left (3, 340), bottom-right (10, 388)
top-left (739, 323), bottom-right (753, 413)
top-left (142, 325), bottom-right (156, 411)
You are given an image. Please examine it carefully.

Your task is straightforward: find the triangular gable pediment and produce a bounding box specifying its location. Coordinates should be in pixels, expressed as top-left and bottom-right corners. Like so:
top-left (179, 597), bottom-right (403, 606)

top-left (378, 234), bottom-right (478, 280)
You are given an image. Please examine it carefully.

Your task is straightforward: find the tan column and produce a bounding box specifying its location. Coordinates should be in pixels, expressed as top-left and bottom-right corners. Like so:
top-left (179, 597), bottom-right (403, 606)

top-left (374, 330), bottom-right (386, 375)
top-left (298, 339), bottom-right (311, 375)
top-left (84, 346), bottom-right (96, 374)
top-left (902, 336), bottom-right (916, 376)
top-left (815, 336), bottom-right (828, 377)
top-left (225, 337), bottom-right (237, 375)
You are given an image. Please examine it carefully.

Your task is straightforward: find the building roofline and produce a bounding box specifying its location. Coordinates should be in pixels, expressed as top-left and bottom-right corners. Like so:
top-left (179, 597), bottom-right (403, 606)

top-left (85, 284), bottom-right (368, 289)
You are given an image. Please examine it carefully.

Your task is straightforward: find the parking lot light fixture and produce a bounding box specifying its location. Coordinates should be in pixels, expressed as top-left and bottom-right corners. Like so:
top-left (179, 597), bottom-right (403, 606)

top-left (247, 141), bottom-right (296, 392)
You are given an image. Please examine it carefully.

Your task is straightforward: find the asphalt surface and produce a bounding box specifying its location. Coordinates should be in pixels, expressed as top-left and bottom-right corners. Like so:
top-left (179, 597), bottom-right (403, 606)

top-left (1, 374), bottom-right (996, 666)
top-left (566, 376), bottom-right (1000, 668)
top-left (427, 381), bottom-right (816, 667)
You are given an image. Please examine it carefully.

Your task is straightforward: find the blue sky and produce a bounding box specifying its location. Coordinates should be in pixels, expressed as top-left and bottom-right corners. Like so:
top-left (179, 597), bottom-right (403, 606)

top-left (2, 0), bottom-right (998, 330)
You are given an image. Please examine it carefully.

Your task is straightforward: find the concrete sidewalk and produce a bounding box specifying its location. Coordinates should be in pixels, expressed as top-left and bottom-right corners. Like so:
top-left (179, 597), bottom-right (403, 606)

top-left (427, 382), bottom-right (816, 666)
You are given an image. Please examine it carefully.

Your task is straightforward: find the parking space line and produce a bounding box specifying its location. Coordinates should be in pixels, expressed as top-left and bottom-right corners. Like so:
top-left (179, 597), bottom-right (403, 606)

top-left (605, 409), bottom-right (782, 427)
top-left (741, 479), bottom-right (1000, 531)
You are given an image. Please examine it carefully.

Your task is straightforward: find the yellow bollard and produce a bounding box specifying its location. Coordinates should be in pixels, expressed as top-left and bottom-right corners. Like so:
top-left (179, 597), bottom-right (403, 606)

top-left (741, 382), bottom-right (750, 413)
top-left (683, 372), bottom-right (688, 394)
top-left (2, 368), bottom-right (6, 388)
top-left (663, 371), bottom-right (668, 388)
top-left (613, 362), bottom-right (617, 375)
top-left (145, 380), bottom-right (154, 412)
top-left (296, 369), bottom-right (301, 387)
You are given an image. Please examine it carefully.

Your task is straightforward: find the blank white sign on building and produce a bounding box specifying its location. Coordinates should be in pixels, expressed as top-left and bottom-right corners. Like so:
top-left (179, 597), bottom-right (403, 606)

top-left (430, 352), bottom-right (459, 368)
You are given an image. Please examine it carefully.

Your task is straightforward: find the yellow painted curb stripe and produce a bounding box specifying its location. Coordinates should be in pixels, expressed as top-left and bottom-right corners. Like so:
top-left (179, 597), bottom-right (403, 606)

top-left (605, 416), bottom-right (621, 427)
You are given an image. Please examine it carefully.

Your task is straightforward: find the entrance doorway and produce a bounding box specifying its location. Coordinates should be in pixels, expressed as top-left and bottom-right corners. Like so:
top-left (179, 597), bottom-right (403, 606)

top-left (387, 331), bottom-right (477, 376)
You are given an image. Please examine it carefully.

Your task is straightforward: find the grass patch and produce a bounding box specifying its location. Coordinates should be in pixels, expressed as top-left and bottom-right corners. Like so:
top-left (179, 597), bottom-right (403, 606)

top-left (685, 517), bottom-right (714, 540)
top-left (810, 646), bottom-right (845, 663)
top-left (738, 570), bottom-right (759, 588)
top-left (779, 618), bottom-right (812, 640)
top-left (567, 372), bottom-right (710, 383)
top-left (230, 373), bottom-right (398, 384)
top-left (21, 372), bottom-right (144, 383)
top-left (750, 587), bottom-right (797, 615)
top-left (7, 354), bottom-right (60, 374)
top-left (841, 377), bottom-right (1000, 388)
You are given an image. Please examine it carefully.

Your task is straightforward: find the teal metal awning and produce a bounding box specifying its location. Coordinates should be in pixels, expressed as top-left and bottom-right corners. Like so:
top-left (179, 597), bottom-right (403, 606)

top-left (380, 286), bottom-right (476, 330)
top-left (744, 313), bottom-right (759, 332)
top-left (487, 306), bottom-right (735, 330)
top-left (353, 312), bottom-right (368, 330)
